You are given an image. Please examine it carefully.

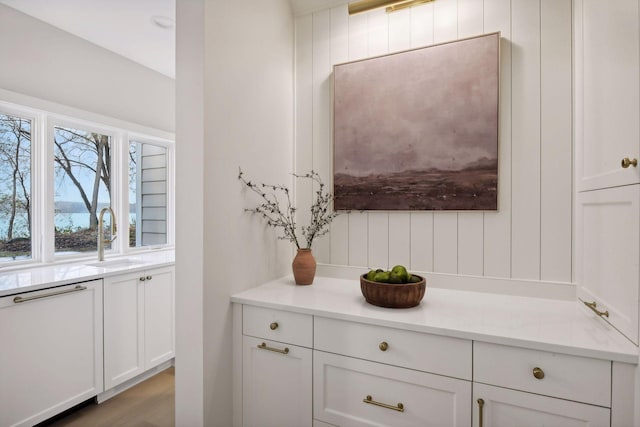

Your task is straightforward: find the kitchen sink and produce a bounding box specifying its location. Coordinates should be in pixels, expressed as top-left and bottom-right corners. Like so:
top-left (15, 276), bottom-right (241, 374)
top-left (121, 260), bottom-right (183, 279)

top-left (85, 259), bottom-right (144, 268)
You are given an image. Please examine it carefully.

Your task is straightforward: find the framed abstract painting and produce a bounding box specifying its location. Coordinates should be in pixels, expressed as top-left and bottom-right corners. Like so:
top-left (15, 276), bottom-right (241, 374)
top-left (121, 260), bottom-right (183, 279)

top-left (333, 32), bottom-right (500, 211)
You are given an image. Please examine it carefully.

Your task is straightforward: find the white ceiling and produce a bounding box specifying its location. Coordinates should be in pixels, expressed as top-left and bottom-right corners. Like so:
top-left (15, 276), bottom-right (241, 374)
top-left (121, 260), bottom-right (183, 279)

top-left (0, 0), bottom-right (176, 78)
top-left (0, 0), bottom-right (355, 80)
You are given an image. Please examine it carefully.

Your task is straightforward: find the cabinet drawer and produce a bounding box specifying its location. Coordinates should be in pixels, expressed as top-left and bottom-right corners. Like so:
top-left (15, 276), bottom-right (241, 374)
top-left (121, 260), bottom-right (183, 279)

top-left (474, 342), bottom-right (611, 407)
top-left (243, 305), bottom-right (312, 347)
top-left (314, 317), bottom-right (471, 380)
top-left (313, 350), bottom-right (471, 427)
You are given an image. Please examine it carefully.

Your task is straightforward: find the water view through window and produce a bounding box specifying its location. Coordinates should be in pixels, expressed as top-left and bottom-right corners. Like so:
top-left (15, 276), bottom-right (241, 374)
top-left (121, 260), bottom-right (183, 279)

top-left (54, 126), bottom-right (112, 255)
top-left (0, 113), bottom-right (32, 262)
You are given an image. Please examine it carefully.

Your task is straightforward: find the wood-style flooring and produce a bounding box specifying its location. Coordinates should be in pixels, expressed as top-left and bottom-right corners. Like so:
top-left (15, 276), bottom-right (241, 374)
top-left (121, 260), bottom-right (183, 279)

top-left (44, 368), bottom-right (174, 427)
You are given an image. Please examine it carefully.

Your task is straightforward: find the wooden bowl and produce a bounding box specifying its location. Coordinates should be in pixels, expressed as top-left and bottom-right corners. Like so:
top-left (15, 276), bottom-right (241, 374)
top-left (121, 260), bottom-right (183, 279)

top-left (360, 274), bottom-right (426, 308)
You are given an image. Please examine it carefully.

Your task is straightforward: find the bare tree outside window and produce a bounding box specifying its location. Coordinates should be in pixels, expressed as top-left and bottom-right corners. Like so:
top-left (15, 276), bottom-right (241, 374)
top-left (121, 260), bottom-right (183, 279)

top-left (53, 126), bottom-right (111, 254)
top-left (0, 113), bottom-right (32, 261)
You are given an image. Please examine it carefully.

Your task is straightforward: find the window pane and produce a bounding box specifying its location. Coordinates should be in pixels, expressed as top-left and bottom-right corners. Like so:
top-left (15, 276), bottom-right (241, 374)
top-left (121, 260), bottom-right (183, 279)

top-left (54, 126), bottom-right (112, 255)
top-left (129, 141), bottom-right (167, 247)
top-left (0, 113), bottom-right (32, 262)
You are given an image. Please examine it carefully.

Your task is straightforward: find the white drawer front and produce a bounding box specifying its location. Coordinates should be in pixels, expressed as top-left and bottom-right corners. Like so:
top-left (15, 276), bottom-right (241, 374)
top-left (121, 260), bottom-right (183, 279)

top-left (474, 342), bottom-right (611, 407)
top-left (243, 305), bottom-right (312, 347)
top-left (313, 350), bottom-right (472, 427)
top-left (314, 317), bottom-right (471, 380)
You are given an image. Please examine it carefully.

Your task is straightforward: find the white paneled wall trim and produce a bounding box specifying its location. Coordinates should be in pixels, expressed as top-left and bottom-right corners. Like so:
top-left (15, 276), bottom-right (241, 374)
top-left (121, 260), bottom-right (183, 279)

top-left (295, 0), bottom-right (573, 291)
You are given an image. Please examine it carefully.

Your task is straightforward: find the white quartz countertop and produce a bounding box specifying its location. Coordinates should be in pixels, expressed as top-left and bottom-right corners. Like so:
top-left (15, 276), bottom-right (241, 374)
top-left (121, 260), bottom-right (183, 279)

top-left (231, 275), bottom-right (639, 364)
top-left (0, 249), bottom-right (175, 298)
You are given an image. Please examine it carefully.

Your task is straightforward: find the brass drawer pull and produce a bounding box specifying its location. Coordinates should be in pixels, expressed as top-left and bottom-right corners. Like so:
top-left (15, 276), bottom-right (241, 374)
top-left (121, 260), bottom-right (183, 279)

top-left (379, 341), bottom-right (388, 351)
top-left (584, 301), bottom-right (609, 318)
top-left (477, 398), bottom-right (485, 427)
top-left (621, 157), bottom-right (638, 168)
top-left (363, 395), bottom-right (404, 412)
top-left (269, 322), bottom-right (279, 330)
top-left (257, 342), bottom-right (289, 355)
top-left (13, 285), bottom-right (87, 304)
top-left (533, 367), bottom-right (545, 380)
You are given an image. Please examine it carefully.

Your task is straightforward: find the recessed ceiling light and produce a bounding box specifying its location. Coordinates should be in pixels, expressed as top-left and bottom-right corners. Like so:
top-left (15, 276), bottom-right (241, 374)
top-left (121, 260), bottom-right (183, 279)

top-left (151, 15), bottom-right (175, 30)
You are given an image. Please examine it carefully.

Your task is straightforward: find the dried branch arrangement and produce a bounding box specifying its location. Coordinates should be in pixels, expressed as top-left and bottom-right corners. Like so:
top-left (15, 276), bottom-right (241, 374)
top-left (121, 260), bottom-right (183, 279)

top-left (238, 168), bottom-right (338, 249)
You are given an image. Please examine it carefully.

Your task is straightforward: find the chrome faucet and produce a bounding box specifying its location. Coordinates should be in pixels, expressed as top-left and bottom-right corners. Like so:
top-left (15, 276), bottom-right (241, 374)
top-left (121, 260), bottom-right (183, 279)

top-left (97, 207), bottom-right (117, 261)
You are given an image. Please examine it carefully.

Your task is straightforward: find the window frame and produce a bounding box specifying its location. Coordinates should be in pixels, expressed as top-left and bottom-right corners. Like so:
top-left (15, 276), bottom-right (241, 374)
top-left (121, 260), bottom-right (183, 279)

top-left (0, 103), bottom-right (42, 267)
top-left (126, 135), bottom-right (175, 252)
top-left (0, 98), bottom-right (175, 270)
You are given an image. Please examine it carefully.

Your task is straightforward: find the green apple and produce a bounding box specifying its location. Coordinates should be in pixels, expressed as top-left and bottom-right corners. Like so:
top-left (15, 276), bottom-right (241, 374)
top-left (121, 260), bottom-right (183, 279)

top-left (391, 265), bottom-right (409, 282)
top-left (408, 274), bottom-right (421, 283)
top-left (373, 271), bottom-right (390, 283)
top-left (389, 272), bottom-right (404, 284)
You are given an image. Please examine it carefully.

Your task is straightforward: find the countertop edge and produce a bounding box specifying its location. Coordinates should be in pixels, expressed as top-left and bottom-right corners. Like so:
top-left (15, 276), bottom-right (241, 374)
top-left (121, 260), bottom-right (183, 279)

top-left (231, 278), bottom-right (640, 365)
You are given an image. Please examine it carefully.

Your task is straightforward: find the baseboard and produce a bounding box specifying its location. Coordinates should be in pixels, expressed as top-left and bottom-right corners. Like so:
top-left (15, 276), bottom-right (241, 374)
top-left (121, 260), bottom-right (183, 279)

top-left (97, 359), bottom-right (174, 404)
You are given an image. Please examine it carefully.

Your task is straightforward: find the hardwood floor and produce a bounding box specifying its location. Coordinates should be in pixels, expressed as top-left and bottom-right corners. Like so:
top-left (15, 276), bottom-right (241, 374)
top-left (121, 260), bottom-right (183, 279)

top-left (44, 368), bottom-right (174, 427)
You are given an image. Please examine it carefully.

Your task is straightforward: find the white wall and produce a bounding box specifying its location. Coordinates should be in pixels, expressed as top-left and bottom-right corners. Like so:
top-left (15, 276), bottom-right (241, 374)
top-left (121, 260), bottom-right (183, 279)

top-left (175, 0), bottom-right (204, 423)
top-left (0, 4), bottom-right (175, 133)
top-left (296, 0), bottom-right (573, 290)
top-left (176, 0), bottom-right (294, 425)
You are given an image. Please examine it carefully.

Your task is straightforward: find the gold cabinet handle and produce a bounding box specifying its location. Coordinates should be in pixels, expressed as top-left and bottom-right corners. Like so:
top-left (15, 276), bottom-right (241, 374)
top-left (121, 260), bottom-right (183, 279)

top-left (621, 157), bottom-right (638, 168)
top-left (363, 395), bottom-right (404, 412)
top-left (140, 277), bottom-right (146, 282)
top-left (146, 275), bottom-right (152, 281)
top-left (269, 322), bottom-right (279, 330)
top-left (257, 342), bottom-right (289, 354)
top-left (477, 398), bottom-right (485, 427)
top-left (13, 285), bottom-right (87, 304)
top-left (584, 301), bottom-right (609, 318)
top-left (379, 341), bottom-right (388, 351)
top-left (533, 367), bottom-right (545, 380)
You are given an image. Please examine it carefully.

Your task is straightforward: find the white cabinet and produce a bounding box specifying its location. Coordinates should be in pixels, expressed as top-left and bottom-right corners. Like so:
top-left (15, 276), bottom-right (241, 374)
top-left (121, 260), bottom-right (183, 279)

top-left (574, 0), bottom-right (640, 346)
top-left (314, 350), bottom-right (471, 427)
top-left (576, 186), bottom-right (639, 344)
top-left (143, 267), bottom-right (175, 368)
top-left (233, 279), bottom-right (638, 427)
top-left (104, 266), bottom-right (174, 389)
top-left (575, 0), bottom-right (640, 192)
top-left (242, 306), bottom-right (312, 427)
top-left (473, 384), bottom-right (610, 427)
top-left (0, 280), bottom-right (103, 427)
top-left (473, 342), bottom-right (612, 426)
top-left (243, 336), bottom-right (312, 427)
top-left (313, 316), bottom-right (472, 426)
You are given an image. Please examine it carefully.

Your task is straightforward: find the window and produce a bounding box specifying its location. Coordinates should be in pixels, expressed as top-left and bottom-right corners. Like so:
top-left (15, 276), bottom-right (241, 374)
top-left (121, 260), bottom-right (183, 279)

top-left (129, 141), bottom-right (168, 247)
top-left (0, 112), bottom-right (32, 262)
top-left (53, 126), bottom-right (112, 255)
top-left (0, 100), bottom-right (174, 267)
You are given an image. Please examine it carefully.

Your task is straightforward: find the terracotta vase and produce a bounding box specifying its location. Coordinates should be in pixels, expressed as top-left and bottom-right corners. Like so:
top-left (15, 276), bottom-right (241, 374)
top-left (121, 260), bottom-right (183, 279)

top-left (292, 248), bottom-right (316, 285)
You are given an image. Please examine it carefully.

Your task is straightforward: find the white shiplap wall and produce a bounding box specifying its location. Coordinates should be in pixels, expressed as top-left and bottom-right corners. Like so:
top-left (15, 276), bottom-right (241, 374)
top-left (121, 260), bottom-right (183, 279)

top-left (295, 0), bottom-right (573, 284)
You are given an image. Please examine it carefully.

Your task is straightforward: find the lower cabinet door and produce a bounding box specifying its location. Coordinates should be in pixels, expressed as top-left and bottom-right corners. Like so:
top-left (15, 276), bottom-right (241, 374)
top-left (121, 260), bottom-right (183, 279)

top-left (473, 383), bottom-right (610, 427)
top-left (0, 280), bottom-right (103, 427)
top-left (243, 336), bottom-right (312, 427)
top-left (104, 272), bottom-right (145, 389)
top-left (144, 267), bottom-right (175, 369)
top-left (314, 350), bottom-right (471, 427)
top-left (576, 185), bottom-right (640, 345)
